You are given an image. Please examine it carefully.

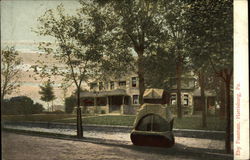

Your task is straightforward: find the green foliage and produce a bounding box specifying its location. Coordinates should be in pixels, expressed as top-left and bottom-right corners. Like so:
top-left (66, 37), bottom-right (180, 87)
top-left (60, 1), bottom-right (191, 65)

top-left (185, 0), bottom-right (233, 71)
top-left (83, 0), bottom-right (172, 102)
top-left (39, 80), bottom-right (56, 107)
top-left (64, 96), bottom-right (76, 113)
top-left (2, 96), bottom-right (45, 115)
top-left (184, 0), bottom-right (233, 152)
top-left (101, 110), bottom-right (106, 114)
top-left (1, 46), bottom-right (22, 101)
top-left (144, 47), bottom-right (176, 89)
top-left (34, 4), bottom-right (103, 82)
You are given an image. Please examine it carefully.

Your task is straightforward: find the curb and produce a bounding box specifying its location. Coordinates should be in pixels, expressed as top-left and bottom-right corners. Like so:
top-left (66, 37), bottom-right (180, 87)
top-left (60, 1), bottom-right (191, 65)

top-left (2, 128), bottom-right (130, 145)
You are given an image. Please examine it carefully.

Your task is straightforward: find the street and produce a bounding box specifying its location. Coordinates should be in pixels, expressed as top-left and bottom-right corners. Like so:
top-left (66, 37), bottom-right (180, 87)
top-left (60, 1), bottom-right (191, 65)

top-left (2, 132), bottom-right (232, 160)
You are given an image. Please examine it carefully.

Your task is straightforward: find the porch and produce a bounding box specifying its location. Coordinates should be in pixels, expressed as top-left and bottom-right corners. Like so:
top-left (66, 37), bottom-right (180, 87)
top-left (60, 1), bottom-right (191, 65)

top-left (80, 89), bottom-right (131, 114)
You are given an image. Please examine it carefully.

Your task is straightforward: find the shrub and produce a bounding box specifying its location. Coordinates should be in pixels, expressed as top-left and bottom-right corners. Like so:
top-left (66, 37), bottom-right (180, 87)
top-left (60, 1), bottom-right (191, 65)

top-left (101, 110), bottom-right (106, 114)
top-left (2, 96), bottom-right (45, 115)
top-left (52, 110), bottom-right (65, 114)
top-left (65, 96), bottom-right (76, 113)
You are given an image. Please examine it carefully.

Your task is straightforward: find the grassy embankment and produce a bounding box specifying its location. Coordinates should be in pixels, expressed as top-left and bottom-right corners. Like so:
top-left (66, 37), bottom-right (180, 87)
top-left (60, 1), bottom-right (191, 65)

top-left (2, 114), bottom-right (226, 131)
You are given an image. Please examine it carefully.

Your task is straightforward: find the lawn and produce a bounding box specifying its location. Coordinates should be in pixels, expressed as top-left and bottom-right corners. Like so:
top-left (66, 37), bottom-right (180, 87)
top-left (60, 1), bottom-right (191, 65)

top-left (2, 114), bottom-right (227, 131)
top-left (56, 115), bottom-right (136, 126)
top-left (1, 114), bottom-right (75, 122)
top-left (174, 116), bottom-right (226, 131)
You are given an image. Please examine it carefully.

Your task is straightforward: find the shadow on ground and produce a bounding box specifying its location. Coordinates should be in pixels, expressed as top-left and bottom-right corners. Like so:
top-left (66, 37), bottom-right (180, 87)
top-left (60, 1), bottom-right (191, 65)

top-left (2, 129), bottom-right (233, 160)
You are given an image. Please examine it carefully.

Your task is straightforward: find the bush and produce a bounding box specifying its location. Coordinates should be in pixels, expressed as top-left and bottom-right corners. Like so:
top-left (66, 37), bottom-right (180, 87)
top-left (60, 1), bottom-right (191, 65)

top-left (65, 96), bottom-right (76, 113)
top-left (42, 110), bottom-right (65, 114)
top-left (2, 96), bottom-right (45, 115)
top-left (32, 103), bottom-right (45, 114)
top-left (52, 110), bottom-right (65, 114)
top-left (101, 110), bottom-right (106, 114)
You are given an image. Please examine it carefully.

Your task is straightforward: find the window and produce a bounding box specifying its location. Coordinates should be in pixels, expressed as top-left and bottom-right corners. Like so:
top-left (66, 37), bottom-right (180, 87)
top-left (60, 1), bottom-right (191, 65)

top-left (119, 81), bottom-right (126, 86)
top-left (90, 83), bottom-right (97, 90)
top-left (104, 82), bottom-right (109, 90)
top-left (170, 94), bottom-right (176, 105)
top-left (183, 94), bottom-right (189, 106)
top-left (132, 77), bottom-right (137, 87)
top-left (135, 114), bottom-right (170, 132)
top-left (99, 82), bottom-right (103, 91)
top-left (83, 98), bottom-right (94, 106)
top-left (133, 95), bottom-right (139, 104)
top-left (110, 81), bottom-right (114, 90)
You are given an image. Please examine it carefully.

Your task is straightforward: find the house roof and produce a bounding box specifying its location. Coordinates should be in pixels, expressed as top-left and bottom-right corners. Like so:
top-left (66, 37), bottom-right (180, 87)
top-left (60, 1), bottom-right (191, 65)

top-left (80, 89), bottom-right (128, 98)
top-left (143, 88), bottom-right (164, 99)
top-left (193, 88), bottom-right (216, 97)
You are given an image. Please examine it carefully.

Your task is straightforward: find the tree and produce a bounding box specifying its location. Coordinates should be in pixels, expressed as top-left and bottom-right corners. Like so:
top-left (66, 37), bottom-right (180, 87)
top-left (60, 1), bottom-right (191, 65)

top-left (185, 0), bottom-right (233, 153)
top-left (2, 96), bottom-right (44, 115)
top-left (1, 46), bottom-right (22, 102)
top-left (65, 96), bottom-right (76, 114)
top-left (144, 47), bottom-right (176, 89)
top-left (39, 80), bottom-right (56, 111)
top-left (33, 4), bottom-right (103, 138)
top-left (89, 0), bottom-right (168, 104)
top-left (32, 102), bottom-right (45, 114)
top-left (159, 0), bottom-right (191, 118)
top-left (185, 34), bottom-right (213, 127)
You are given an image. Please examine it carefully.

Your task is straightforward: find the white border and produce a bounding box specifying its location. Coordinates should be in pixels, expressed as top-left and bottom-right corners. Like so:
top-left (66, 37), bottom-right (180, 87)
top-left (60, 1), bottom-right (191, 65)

top-left (234, 0), bottom-right (249, 159)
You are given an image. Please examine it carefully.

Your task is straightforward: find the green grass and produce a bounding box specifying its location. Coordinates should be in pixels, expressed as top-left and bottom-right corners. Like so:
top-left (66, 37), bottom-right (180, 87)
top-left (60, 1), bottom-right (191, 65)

top-left (56, 115), bottom-right (227, 131)
top-left (174, 116), bottom-right (226, 131)
top-left (1, 114), bottom-right (76, 122)
top-left (57, 115), bottom-right (136, 126)
top-left (2, 114), bottom-right (227, 131)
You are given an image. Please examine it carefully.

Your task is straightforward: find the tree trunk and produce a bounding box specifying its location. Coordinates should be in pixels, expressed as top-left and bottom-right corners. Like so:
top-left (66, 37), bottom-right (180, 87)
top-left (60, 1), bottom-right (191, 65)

top-left (47, 102), bottom-right (50, 111)
top-left (76, 86), bottom-right (83, 138)
top-left (1, 95), bottom-right (4, 106)
top-left (1, 91), bottom-right (5, 103)
top-left (137, 50), bottom-right (145, 105)
top-left (219, 79), bottom-right (226, 118)
top-left (176, 59), bottom-right (182, 118)
top-left (199, 71), bottom-right (207, 128)
top-left (52, 100), bottom-right (54, 112)
top-left (225, 75), bottom-right (231, 153)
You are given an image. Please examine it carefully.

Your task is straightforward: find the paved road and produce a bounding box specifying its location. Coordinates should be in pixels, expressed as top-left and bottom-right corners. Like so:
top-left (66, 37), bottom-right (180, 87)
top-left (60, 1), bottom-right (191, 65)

top-left (2, 132), bottom-right (232, 160)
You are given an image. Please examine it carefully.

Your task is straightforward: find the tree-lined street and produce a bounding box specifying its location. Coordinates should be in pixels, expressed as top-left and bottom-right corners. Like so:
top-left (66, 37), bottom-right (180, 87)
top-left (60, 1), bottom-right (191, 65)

top-left (1, 0), bottom-right (235, 158)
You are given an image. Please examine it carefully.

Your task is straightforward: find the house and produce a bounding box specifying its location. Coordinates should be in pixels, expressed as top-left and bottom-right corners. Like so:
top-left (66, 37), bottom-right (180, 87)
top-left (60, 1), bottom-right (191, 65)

top-left (80, 74), bottom-right (140, 114)
top-left (168, 76), bottom-right (216, 115)
top-left (79, 72), bottom-right (216, 115)
top-left (192, 89), bottom-right (216, 115)
top-left (168, 77), bottom-right (196, 114)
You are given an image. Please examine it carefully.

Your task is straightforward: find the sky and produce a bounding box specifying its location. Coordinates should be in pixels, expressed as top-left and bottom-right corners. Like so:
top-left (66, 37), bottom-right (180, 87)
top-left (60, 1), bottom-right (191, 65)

top-left (1, 0), bottom-right (80, 53)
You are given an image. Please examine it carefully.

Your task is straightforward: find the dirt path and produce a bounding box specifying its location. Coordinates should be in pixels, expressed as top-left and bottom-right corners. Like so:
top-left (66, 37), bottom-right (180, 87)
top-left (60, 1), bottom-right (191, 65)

top-left (2, 132), bottom-right (232, 160)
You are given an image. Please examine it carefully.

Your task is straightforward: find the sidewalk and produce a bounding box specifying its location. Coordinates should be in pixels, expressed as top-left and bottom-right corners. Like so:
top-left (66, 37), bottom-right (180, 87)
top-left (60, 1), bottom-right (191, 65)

top-left (2, 121), bottom-right (227, 140)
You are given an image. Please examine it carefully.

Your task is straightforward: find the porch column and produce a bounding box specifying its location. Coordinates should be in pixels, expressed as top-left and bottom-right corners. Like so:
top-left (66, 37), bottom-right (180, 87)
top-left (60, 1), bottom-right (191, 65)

top-left (121, 96), bottom-right (124, 114)
top-left (205, 96), bottom-right (208, 115)
top-left (106, 96), bottom-right (109, 113)
top-left (94, 97), bottom-right (97, 114)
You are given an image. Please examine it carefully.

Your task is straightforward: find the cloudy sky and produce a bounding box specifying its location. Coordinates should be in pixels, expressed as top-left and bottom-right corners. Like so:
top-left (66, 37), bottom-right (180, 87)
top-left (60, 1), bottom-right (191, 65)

top-left (1, 0), bottom-right (80, 53)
